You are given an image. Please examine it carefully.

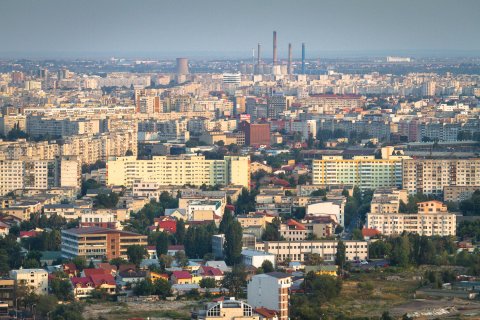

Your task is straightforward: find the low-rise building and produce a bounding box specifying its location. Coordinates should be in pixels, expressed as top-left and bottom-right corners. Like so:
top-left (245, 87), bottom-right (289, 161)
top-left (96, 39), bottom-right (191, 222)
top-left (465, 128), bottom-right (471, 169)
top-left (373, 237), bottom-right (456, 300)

top-left (10, 269), bottom-right (48, 295)
top-left (61, 227), bottom-right (147, 261)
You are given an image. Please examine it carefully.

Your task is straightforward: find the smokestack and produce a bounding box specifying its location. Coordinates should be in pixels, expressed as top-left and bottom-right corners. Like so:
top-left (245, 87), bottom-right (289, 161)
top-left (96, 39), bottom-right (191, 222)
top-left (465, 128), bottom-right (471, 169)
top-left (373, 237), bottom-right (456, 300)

top-left (288, 43), bottom-right (292, 75)
top-left (301, 43), bottom-right (306, 74)
top-left (257, 43), bottom-right (261, 66)
top-left (273, 31), bottom-right (277, 66)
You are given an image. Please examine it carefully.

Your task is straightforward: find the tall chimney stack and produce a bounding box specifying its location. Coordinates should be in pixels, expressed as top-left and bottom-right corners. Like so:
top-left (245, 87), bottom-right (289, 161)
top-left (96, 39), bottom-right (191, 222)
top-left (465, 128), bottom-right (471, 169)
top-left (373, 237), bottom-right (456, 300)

top-left (288, 43), bottom-right (292, 74)
top-left (301, 43), bottom-right (306, 74)
top-left (257, 43), bottom-right (261, 66)
top-left (273, 31), bottom-right (277, 66)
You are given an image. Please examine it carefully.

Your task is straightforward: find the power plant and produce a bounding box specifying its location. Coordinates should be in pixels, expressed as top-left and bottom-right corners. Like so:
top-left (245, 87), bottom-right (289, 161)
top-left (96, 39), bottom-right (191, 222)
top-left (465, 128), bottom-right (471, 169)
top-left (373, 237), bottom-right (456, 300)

top-left (273, 31), bottom-right (277, 66)
top-left (302, 43), bottom-right (306, 74)
top-left (251, 31), bottom-right (305, 75)
top-left (288, 43), bottom-right (292, 75)
top-left (176, 58), bottom-right (189, 75)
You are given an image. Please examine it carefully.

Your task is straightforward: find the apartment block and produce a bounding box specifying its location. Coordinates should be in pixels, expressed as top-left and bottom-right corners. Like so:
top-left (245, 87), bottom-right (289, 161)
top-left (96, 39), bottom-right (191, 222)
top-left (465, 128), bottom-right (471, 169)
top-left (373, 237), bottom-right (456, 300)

top-left (367, 199), bottom-right (456, 236)
top-left (61, 227), bottom-right (147, 261)
top-left (255, 240), bottom-right (368, 263)
top-left (403, 159), bottom-right (480, 196)
top-left (443, 186), bottom-right (480, 202)
top-left (248, 272), bottom-right (291, 320)
top-left (9, 269), bottom-right (48, 295)
top-left (106, 155), bottom-right (250, 189)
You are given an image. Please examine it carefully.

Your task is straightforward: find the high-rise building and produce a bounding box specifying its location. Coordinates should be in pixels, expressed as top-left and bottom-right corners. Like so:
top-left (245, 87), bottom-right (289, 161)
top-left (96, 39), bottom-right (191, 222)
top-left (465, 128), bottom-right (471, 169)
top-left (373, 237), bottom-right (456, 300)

top-left (267, 94), bottom-right (287, 119)
top-left (222, 73), bottom-right (241, 85)
top-left (367, 197), bottom-right (456, 236)
top-left (402, 158), bottom-right (480, 196)
top-left (312, 151), bottom-right (409, 190)
top-left (248, 272), bottom-right (291, 320)
top-left (106, 155), bottom-right (250, 188)
top-left (239, 121), bottom-right (270, 147)
top-left (272, 31), bottom-right (277, 66)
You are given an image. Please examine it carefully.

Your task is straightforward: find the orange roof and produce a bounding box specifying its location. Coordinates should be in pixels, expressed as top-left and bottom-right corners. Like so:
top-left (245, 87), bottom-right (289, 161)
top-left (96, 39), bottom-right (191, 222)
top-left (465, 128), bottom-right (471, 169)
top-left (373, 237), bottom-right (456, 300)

top-left (362, 228), bottom-right (381, 237)
top-left (286, 219), bottom-right (306, 230)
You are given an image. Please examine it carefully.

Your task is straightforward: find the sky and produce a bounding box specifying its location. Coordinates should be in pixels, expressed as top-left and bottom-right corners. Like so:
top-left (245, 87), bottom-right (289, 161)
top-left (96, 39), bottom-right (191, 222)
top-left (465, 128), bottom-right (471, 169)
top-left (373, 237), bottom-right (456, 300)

top-left (1, 0), bottom-right (480, 59)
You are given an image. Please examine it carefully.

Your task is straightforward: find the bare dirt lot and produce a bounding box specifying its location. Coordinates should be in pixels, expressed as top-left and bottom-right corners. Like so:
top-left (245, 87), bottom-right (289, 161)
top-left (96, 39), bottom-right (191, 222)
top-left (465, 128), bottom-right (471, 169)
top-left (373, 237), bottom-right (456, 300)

top-left (83, 300), bottom-right (199, 320)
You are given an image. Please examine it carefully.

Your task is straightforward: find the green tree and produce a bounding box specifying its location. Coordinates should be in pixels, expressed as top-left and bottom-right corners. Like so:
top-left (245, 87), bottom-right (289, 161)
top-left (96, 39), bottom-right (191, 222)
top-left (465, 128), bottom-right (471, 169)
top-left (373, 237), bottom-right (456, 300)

top-left (219, 209), bottom-right (234, 234)
top-left (50, 277), bottom-right (73, 301)
top-left (199, 278), bottom-right (216, 288)
top-left (155, 232), bottom-right (170, 257)
top-left (221, 264), bottom-right (247, 298)
top-left (335, 241), bottom-right (346, 272)
top-left (391, 235), bottom-right (411, 267)
top-left (36, 295), bottom-right (59, 318)
top-left (260, 260), bottom-right (274, 273)
top-left (158, 254), bottom-right (174, 269)
top-left (224, 220), bottom-right (243, 266)
top-left (126, 245), bottom-right (147, 267)
top-left (175, 219), bottom-right (186, 244)
top-left (174, 250), bottom-right (189, 267)
top-left (72, 256), bottom-right (87, 271)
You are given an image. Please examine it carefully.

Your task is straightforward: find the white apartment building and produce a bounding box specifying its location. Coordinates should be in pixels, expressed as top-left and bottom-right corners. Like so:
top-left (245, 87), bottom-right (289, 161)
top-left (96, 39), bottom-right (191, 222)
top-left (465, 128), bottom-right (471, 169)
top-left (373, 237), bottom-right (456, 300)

top-left (306, 200), bottom-right (345, 226)
top-left (10, 269), bottom-right (48, 295)
top-left (106, 155), bottom-right (250, 188)
top-left (255, 240), bottom-right (368, 263)
top-left (248, 272), bottom-right (291, 320)
top-left (367, 200), bottom-right (456, 236)
top-left (241, 249), bottom-right (276, 269)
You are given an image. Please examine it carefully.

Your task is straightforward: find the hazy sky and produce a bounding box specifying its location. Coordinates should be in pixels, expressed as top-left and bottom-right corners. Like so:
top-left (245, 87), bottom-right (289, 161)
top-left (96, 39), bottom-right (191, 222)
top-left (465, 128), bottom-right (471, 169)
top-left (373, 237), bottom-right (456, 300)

top-left (1, 0), bottom-right (480, 58)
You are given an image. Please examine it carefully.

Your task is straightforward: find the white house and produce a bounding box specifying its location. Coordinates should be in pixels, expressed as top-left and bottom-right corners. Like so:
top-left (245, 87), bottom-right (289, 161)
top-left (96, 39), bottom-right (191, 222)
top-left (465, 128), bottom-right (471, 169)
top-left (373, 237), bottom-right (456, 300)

top-left (241, 249), bottom-right (276, 269)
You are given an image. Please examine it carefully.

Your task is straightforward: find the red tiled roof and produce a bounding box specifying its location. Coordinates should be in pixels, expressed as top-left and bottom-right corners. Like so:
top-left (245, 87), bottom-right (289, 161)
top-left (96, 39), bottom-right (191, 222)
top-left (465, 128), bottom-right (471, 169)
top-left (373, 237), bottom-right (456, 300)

top-left (83, 268), bottom-right (111, 277)
top-left (362, 228), bottom-right (381, 237)
top-left (71, 277), bottom-right (93, 288)
top-left (20, 231), bottom-right (38, 238)
top-left (97, 263), bottom-right (117, 272)
top-left (255, 307), bottom-right (278, 318)
top-left (200, 266), bottom-right (223, 277)
top-left (172, 271), bottom-right (191, 280)
top-left (286, 219), bottom-right (306, 230)
top-left (90, 274), bottom-right (116, 286)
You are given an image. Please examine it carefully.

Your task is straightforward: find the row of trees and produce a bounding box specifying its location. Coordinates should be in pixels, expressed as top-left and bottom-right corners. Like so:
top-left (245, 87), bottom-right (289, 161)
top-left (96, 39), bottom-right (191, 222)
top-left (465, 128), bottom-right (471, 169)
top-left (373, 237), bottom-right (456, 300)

top-left (369, 234), bottom-right (480, 275)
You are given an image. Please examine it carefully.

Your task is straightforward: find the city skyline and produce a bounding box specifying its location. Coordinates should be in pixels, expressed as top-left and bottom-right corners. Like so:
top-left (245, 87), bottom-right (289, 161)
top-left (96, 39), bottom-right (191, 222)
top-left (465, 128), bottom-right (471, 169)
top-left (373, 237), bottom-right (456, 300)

top-left (1, 0), bottom-right (480, 59)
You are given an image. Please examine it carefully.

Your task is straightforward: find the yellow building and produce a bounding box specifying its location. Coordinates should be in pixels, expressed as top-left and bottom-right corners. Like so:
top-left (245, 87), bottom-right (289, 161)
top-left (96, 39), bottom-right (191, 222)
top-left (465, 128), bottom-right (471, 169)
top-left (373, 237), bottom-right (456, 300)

top-left (106, 155), bottom-right (250, 189)
top-left (312, 154), bottom-right (407, 190)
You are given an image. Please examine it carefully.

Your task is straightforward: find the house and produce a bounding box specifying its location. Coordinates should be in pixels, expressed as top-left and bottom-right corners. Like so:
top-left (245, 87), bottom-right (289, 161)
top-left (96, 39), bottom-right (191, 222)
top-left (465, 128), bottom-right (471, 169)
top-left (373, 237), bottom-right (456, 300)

top-left (63, 263), bottom-right (78, 277)
top-left (150, 216), bottom-right (177, 233)
top-left (146, 246), bottom-right (158, 260)
top-left (70, 274), bottom-right (116, 300)
top-left (149, 271), bottom-right (169, 282)
top-left (82, 268), bottom-right (111, 278)
top-left (71, 277), bottom-right (95, 299)
top-left (165, 208), bottom-right (187, 221)
top-left (0, 221), bottom-right (10, 237)
top-left (117, 269), bottom-right (148, 287)
top-left (304, 265), bottom-right (338, 277)
top-left (171, 271), bottom-right (193, 284)
top-left (167, 245), bottom-right (185, 256)
top-left (197, 266), bottom-right (224, 282)
top-left (255, 307), bottom-right (279, 320)
top-left (204, 261), bottom-right (230, 273)
top-left (362, 228), bottom-right (381, 240)
top-left (96, 263), bottom-right (117, 276)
